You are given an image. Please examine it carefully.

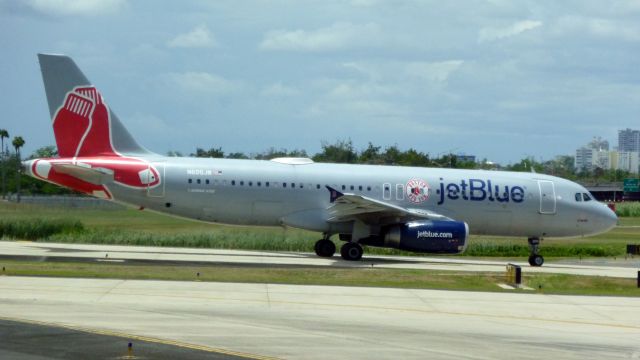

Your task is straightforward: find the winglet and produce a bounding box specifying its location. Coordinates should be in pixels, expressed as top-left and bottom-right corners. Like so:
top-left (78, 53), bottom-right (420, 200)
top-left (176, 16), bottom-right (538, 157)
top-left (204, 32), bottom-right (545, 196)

top-left (325, 186), bottom-right (344, 203)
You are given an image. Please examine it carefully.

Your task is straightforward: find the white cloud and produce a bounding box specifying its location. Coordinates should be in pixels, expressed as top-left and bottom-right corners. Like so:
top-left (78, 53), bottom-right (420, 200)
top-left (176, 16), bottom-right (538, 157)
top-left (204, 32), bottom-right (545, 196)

top-left (259, 22), bottom-right (381, 52)
top-left (405, 60), bottom-right (464, 83)
top-left (261, 83), bottom-right (300, 97)
top-left (555, 16), bottom-right (640, 42)
top-left (164, 72), bottom-right (240, 94)
top-left (167, 25), bottom-right (217, 48)
top-left (24, 0), bottom-right (127, 16)
top-left (478, 20), bottom-right (542, 43)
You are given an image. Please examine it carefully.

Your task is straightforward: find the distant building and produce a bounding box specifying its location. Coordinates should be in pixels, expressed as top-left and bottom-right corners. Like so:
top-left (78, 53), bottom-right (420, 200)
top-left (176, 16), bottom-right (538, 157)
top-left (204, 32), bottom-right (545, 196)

top-left (588, 136), bottom-right (609, 151)
top-left (456, 154), bottom-right (476, 163)
top-left (575, 147), bottom-right (595, 172)
top-left (613, 151), bottom-right (639, 174)
top-left (618, 128), bottom-right (640, 152)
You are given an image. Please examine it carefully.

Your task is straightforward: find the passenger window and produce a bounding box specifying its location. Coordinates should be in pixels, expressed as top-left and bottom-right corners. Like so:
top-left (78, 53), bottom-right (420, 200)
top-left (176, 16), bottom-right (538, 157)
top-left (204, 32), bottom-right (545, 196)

top-left (583, 193), bottom-right (592, 201)
top-left (188, 179), bottom-right (192, 184)
top-left (383, 183), bottom-right (391, 200)
top-left (266, 181), bottom-right (270, 187)
top-left (575, 193), bottom-right (582, 202)
top-left (359, 185), bottom-right (363, 191)
top-left (249, 181), bottom-right (253, 186)
top-left (367, 186), bottom-right (371, 191)
top-left (197, 179), bottom-right (201, 184)
top-left (240, 181), bottom-right (244, 186)
top-left (396, 184), bottom-right (404, 200)
top-left (291, 183), bottom-right (295, 188)
top-left (299, 183), bottom-right (304, 189)
top-left (205, 179), bottom-right (210, 185)
top-left (257, 181), bottom-right (261, 187)
top-left (283, 182), bottom-right (287, 188)
top-left (350, 185), bottom-right (354, 191)
top-left (316, 184), bottom-right (321, 189)
top-left (341, 185), bottom-right (346, 191)
top-left (231, 180), bottom-right (236, 186)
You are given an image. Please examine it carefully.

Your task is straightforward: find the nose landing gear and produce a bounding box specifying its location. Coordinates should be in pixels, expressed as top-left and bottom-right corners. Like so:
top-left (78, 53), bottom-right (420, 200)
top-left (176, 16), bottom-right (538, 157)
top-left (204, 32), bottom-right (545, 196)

top-left (527, 237), bottom-right (544, 267)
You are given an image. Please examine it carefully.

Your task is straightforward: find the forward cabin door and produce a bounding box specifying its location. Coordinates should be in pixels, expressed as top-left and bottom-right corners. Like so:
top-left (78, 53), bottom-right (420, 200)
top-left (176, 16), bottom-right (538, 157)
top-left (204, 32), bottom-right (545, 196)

top-left (537, 180), bottom-right (556, 214)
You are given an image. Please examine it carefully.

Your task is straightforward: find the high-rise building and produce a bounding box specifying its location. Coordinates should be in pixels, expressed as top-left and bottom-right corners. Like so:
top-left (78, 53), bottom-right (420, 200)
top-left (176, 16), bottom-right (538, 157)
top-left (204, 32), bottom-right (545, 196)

top-left (618, 128), bottom-right (640, 152)
top-left (575, 147), bottom-right (594, 172)
top-left (614, 151), bottom-right (639, 174)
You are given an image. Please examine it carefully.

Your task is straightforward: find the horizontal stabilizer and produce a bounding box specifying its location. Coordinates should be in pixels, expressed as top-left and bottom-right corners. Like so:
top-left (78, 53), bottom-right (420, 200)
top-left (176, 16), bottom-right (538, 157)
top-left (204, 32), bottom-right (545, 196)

top-left (52, 163), bottom-right (114, 185)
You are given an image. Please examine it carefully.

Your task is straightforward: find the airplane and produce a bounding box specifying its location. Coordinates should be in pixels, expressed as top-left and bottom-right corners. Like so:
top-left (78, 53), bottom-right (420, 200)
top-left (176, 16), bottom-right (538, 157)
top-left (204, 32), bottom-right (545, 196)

top-left (22, 54), bottom-right (618, 267)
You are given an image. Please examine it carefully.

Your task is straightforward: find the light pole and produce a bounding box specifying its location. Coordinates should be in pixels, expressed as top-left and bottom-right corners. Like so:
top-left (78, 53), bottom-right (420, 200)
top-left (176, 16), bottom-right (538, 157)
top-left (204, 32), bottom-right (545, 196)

top-left (0, 129), bottom-right (8, 200)
top-left (12, 136), bottom-right (24, 203)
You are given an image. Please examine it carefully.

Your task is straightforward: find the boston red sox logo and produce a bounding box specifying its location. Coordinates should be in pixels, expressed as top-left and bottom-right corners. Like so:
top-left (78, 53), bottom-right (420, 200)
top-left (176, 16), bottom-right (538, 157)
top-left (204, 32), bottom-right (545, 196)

top-left (406, 178), bottom-right (430, 203)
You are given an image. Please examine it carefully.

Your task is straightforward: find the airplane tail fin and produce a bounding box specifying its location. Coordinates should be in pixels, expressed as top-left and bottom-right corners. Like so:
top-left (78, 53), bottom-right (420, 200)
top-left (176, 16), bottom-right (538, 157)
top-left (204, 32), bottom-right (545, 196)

top-left (38, 54), bottom-right (151, 158)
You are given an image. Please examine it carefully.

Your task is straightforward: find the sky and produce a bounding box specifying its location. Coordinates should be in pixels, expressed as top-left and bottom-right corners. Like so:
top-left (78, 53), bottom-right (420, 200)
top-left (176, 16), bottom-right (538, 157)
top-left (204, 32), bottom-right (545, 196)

top-left (1, 0), bottom-right (639, 164)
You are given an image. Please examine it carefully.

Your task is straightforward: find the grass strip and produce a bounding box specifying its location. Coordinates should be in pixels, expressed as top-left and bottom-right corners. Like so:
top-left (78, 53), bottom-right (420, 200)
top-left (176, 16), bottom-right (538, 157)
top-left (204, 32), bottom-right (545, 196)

top-left (0, 260), bottom-right (638, 297)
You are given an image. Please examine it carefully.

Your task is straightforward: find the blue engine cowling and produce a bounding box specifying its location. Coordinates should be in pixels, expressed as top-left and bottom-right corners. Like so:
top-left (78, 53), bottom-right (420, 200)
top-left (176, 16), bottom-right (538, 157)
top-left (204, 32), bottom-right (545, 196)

top-left (360, 220), bottom-right (469, 254)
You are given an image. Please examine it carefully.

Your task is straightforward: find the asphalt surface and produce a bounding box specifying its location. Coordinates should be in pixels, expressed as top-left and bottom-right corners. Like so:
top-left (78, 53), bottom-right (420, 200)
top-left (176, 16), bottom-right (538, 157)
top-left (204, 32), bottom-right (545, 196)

top-left (0, 240), bottom-right (638, 278)
top-left (1, 276), bottom-right (639, 359)
top-left (0, 318), bottom-right (254, 360)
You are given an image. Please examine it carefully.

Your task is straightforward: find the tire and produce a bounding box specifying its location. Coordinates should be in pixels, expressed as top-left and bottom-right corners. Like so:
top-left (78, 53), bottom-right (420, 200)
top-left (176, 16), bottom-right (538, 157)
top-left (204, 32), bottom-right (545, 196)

top-left (340, 242), bottom-right (363, 261)
top-left (314, 239), bottom-right (336, 257)
top-left (529, 255), bottom-right (544, 267)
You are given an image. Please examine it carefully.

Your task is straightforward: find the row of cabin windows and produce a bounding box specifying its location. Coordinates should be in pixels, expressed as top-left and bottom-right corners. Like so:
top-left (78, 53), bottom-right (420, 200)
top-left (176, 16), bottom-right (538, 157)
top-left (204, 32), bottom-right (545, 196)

top-left (187, 178), bottom-right (372, 192)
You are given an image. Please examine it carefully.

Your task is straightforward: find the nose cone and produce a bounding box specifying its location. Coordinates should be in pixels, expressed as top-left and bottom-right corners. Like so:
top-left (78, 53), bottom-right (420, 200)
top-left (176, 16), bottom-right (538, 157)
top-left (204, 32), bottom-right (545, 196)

top-left (595, 203), bottom-right (618, 234)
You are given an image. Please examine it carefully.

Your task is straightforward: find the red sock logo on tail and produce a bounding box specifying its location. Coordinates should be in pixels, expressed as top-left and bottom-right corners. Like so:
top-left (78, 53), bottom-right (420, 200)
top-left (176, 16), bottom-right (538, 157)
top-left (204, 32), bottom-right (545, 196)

top-left (74, 87), bottom-right (116, 157)
top-left (53, 87), bottom-right (116, 157)
top-left (52, 93), bottom-right (93, 158)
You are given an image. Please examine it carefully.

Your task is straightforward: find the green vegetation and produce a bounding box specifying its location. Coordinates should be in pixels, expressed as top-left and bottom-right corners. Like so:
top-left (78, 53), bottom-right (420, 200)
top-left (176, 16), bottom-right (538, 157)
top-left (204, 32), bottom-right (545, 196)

top-left (615, 202), bottom-right (640, 217)
top-left (0, 218), bottom-right (83, 240)
top-left (1, 202), bottom-right (636, 259)
top-left (0, 260), bottom-right (637, 296)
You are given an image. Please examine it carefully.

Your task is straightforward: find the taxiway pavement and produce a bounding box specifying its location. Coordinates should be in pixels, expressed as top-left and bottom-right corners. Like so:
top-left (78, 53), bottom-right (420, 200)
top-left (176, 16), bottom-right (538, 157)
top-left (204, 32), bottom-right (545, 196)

top-left (0, 276), bottom-right (639, 359)
top-left (0, 240), bottom-right (638, 278)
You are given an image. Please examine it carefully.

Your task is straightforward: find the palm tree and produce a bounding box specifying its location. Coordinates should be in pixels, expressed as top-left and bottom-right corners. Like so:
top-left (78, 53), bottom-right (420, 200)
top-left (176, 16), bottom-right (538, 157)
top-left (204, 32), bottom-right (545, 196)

top-left (0, 129), bottom-right (8, 199)
top-left (12, 136), bottom-right (24, 203)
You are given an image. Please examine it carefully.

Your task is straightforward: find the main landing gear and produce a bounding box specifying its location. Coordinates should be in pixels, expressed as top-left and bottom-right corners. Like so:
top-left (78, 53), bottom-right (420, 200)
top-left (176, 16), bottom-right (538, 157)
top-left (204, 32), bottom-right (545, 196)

top-left (314, 235), bottom-right (336, 258)
top-left (340, 242), bottom-right (363, 261)
top-left (527, 237), bottom-right (544, 267)
top-left (314, 234), bottom-right (364, 261)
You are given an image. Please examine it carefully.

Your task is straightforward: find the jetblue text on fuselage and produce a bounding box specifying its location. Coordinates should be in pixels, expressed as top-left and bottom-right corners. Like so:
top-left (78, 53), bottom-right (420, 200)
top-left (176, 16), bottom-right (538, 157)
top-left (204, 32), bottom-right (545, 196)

top-left (437, 178), bottom-right (525, 205)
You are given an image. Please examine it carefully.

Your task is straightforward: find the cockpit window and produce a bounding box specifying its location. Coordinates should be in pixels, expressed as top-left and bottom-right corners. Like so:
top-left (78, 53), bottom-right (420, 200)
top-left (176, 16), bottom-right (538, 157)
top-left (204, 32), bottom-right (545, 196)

top-left (582, 193), bottom-right (592, 202)
top-left (575, 193), bottom-right (582, 202)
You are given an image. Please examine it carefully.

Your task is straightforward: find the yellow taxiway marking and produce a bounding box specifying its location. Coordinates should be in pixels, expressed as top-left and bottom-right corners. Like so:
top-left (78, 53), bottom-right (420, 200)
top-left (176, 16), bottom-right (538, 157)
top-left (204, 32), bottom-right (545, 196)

top-left (0, 316), bottom-right (279, 360)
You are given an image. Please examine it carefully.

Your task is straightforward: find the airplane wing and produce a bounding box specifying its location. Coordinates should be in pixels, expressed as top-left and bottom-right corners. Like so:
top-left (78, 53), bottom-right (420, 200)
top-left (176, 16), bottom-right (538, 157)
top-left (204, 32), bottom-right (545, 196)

top-left (52, 163), bottom-right (114, 185)
top-left (325, 186), bottom-right (452, 224)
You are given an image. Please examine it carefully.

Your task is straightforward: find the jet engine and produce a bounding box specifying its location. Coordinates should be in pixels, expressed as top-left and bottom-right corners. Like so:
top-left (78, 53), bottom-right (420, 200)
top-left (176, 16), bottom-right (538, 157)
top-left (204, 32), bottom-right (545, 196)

top-left (359, 220), bottom-right (469, 254)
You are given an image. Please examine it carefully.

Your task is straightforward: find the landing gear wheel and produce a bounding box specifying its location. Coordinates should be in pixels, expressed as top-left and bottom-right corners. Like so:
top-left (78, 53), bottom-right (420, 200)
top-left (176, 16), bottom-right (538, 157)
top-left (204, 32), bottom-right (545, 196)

top-left (314, 239), bottom-right (336, 258)
top-left (528, 255), bottom-right (544, 267)
top-left (527, 237), bottom-right (544, 267)
top-left (340, 242), bottom-right (363, 261)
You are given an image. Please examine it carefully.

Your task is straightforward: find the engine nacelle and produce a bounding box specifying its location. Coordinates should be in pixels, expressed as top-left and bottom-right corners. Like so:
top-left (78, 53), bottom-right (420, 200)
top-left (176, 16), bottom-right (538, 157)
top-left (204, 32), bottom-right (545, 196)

top-left (360, 220), bottom-right (469, 254)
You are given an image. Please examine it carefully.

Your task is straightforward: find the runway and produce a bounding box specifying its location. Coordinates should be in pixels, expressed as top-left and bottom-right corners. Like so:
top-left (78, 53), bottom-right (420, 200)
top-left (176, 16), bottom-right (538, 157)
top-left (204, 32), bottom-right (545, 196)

top-left (0, 276), bottom-right (639, 359)
top-left (0, 240), bottom-right (638, 278)
top-left (0, 318), bottom-right (245, 360)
